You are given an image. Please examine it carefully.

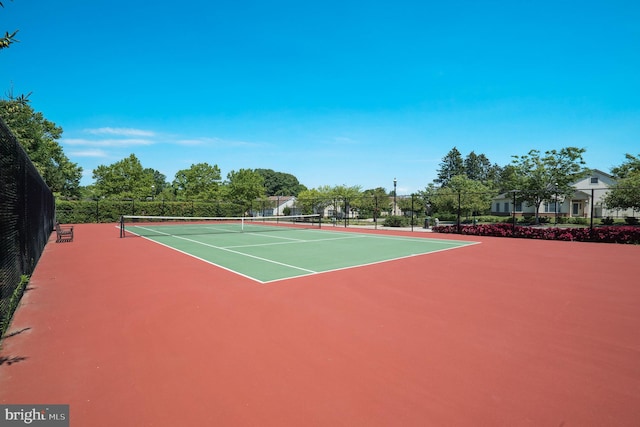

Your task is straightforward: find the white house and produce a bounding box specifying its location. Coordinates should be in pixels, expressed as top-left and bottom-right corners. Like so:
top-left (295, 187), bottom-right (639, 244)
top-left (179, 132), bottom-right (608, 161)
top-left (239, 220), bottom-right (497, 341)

top-left (251, 196), bottom-right (299, 216)
top-left (491, 169), bottom-right (636, 219)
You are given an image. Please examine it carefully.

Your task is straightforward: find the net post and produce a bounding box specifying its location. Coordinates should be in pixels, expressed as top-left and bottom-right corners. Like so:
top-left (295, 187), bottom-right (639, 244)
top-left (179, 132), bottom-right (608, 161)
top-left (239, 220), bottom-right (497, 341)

top-left (119, 215), bottom-right (124, 238)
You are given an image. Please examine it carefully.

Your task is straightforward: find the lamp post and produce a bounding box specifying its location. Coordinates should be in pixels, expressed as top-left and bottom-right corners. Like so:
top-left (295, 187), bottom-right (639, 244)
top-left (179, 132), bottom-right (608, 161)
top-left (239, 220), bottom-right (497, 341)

top-left (393, 177), bottom-right (397, 216)
top-left (511, 190), bottom-right (520, 233)
top-left (555, 182), bottom-right (559, 225)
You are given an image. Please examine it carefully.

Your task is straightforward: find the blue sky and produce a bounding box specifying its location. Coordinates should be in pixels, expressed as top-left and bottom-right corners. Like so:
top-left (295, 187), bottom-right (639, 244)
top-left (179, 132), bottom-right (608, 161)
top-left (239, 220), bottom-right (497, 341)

top-left (1, 1), bottom-right (638, 194)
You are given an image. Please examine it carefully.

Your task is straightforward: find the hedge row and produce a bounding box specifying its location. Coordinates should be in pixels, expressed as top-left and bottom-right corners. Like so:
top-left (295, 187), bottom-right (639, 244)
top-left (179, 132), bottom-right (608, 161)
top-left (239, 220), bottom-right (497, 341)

top-left (433, 223), bottom-right (640, 244)
top-left (55, 199), bottom-right (246, 224)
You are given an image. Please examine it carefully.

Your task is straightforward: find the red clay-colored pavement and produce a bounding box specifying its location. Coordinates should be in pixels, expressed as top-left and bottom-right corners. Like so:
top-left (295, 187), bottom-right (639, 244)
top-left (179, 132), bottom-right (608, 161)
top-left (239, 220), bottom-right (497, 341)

top-left (1, 223), bottom-right (640, 426)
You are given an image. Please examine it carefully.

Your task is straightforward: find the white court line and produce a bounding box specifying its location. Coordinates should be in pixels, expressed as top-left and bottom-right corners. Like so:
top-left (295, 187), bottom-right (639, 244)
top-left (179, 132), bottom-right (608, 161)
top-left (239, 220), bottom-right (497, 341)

top-left (289, 227), bottom-right (473, 246)
top-left (124, 224), bottom-right (480, 284)
top-left (262, 241), bottom-right (482, 284)
top-left (121, 225), bottom-right (265, 282)
top-left (130, 225), bottom-right (317, 274)
top-left (242, 232), bottom-right (306, 242)
top-left (224, 234), bottom-right (366, 249)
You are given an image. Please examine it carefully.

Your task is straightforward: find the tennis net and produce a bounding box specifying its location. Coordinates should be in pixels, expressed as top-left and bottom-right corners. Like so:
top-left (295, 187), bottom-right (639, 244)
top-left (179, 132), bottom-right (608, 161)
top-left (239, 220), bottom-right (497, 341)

top-left (119, 214), bottom-right (321, 237)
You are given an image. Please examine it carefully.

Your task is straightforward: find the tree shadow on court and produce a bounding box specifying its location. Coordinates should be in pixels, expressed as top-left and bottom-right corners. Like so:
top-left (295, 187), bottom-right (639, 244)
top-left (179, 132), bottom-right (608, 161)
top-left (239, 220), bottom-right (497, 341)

top-left (0, 327), bottom-right (31, 366)
top-left (3, 327), bottom-right (31, 339)
top-left (0, 355), bottom-right (28, 366)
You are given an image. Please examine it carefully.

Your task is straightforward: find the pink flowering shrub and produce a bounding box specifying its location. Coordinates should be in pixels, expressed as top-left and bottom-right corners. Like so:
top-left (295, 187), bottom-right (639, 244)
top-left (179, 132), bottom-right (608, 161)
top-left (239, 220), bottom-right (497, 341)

top-left (432, 223), bottom-right (640, 244)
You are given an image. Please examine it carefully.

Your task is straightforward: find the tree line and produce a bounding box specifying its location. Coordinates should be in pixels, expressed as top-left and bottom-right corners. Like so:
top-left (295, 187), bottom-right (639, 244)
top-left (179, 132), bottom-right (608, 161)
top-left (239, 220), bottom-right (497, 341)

top-left (1, 1), bottom-right (638, 219)
top-left (424, 146), bottom-right (639, 220)
top-left (2, 96), bottom-right (638, 219)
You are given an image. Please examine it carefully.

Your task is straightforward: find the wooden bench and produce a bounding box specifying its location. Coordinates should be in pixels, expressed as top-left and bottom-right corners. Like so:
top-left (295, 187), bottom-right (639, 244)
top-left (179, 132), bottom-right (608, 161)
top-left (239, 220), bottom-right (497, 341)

top-left (55, 222), bottom-right (74, 243)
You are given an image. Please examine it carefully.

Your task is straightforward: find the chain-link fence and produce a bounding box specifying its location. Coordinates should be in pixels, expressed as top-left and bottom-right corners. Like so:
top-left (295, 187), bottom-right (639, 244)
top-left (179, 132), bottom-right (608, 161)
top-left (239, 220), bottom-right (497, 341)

top-left (56, 185), bottom-right (638, 231)
top-left (55, 198), bottom-right (248, 223)
top-left (56, 194), bottom-right (427, 229)
top-left (268, 194), bottom-right (426, 229)
top-left (1, 118), bottom-right (55, 337)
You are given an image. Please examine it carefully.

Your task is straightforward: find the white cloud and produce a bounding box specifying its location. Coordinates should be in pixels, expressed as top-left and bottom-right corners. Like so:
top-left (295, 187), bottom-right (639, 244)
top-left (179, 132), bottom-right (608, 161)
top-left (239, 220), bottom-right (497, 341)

top-left (85, 127), bottom-right (156, 137)
top-left (68, 149), bottom-right (109, 157)
top-left (62, 138), bottom-right (155, 147)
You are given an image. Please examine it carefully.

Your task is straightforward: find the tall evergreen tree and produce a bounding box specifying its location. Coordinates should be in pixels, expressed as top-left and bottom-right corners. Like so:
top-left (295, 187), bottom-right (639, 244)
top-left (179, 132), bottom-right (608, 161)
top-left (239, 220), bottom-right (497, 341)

top-left (464, 152), bottom-right (482, 181)
top-left (435, 147), bottom-right (465, 187)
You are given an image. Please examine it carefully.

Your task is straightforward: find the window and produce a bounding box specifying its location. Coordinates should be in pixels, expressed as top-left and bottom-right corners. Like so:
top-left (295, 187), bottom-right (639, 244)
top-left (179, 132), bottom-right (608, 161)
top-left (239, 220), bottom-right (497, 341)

top-left (504, 202), bottom-right (509, 212)
top-left (515, 202), bottom-right (522, 212)
top-left (495, 203), bottom-right (500, 213)
top-left (591, 177), bottom-right (599, 184)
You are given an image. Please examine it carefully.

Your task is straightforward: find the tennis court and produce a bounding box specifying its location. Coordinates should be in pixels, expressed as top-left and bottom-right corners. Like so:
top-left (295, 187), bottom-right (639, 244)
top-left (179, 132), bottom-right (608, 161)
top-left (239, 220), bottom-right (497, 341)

top-left (2, 222), bottom-right (640, 426)
top-left (120, 215), bottom-right (477, 283)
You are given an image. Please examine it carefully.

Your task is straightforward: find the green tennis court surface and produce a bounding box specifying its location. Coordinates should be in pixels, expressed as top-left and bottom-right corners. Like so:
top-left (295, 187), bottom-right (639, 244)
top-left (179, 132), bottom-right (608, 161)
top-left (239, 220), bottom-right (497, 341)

top-left (125, 224), bottom-right (478, 283)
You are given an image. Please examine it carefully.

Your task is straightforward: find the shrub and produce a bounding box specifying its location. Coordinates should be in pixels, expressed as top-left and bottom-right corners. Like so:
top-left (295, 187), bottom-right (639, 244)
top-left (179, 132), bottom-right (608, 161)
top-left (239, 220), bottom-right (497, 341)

top-left (569, 217), bottom-right (588, 225)
top-left (601, 217), bottom-right (614, 225)
top-left (383, 215), bottom-right (410, 227)
top-left (431, 213), bottom-right (457, 222)
top-left (432, 223), bottom-right (640, 244)
top-left (625, 217), bottom-right (639, 225)
top-left (55, 199), bottom-right (246, 223)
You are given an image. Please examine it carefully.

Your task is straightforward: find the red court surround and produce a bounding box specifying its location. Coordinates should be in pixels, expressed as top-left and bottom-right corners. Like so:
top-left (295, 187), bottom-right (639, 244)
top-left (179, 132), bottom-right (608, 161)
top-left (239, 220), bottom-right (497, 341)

top-left (1, 223), bottom-right (639, 426)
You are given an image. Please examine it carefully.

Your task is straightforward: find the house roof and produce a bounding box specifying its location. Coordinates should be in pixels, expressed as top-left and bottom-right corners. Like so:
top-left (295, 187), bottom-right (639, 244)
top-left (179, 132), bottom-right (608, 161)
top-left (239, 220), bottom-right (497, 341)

top-left (266, 195), bottom-right (296, 206)
top-left (587, 168), bottom-right (613, 178)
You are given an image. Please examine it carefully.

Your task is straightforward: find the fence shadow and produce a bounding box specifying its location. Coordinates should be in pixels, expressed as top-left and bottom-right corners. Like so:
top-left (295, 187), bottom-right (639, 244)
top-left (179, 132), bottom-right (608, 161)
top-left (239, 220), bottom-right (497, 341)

top-left (2, 327), bottom-right (32, 339)
top-left (0, 355), bottom-right (28, 366)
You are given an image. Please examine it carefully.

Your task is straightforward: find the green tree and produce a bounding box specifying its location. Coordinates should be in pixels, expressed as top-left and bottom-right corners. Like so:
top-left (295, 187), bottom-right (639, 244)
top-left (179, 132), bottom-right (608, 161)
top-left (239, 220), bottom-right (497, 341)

top-left (296, 188), bottom-right (328, 215)
top-left (465, 151), bottom-right (501, 185)
top-left (226, 168), bottom-right (265, 211)
top-left (172, 162), bottom-right (221, 201)
top-left (145, 168), bottom-right (167, 197)
top-left (254, 169), bottom-right (306, 196)
top-left (0, 98), bottom-right (82, 197)
top-left (417, 183), bottom-right (438, 215)
top-left (606, 154), bottom-right (640, 214)
top-left (495, 164), bottom-right (519, 194)
top-left (435, 147), bottom-right (465, 187)
top-left (92, 154), bottom-right (154, 199)
top-left (511, 147), bottom-right (588, 223)
top-left (464, 152), bottom-right (483, 181)
top-left (360, 187), bottom-right (389, 219)
top-left (1, 1), bottom-right (19, 50)
top-left (330, 184), bottom-right (362, 218)
top-left (430, 175), bottom-right (495, 217)
top-left (610, 153), bottom-right (640, 179)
